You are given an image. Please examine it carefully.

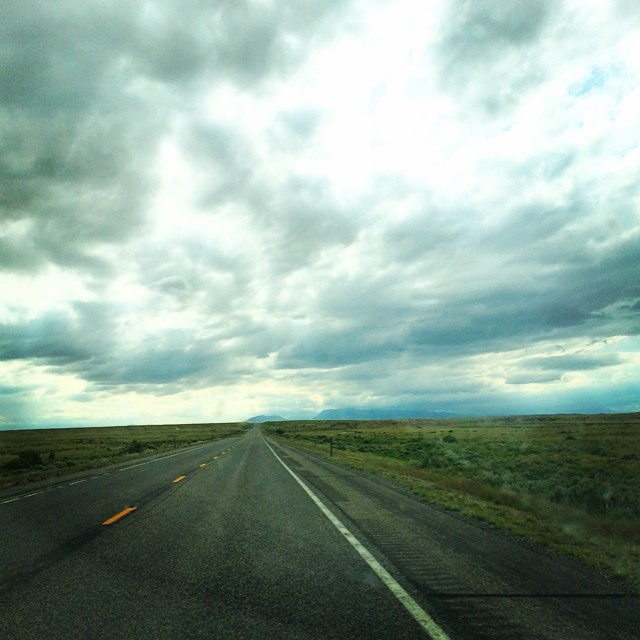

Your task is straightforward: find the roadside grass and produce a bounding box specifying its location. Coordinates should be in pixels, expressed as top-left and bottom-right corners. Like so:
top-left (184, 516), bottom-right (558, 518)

top-left (264, 413), bottom-right (640, 588)
top-left (0, 422), bottom-right (247, 490)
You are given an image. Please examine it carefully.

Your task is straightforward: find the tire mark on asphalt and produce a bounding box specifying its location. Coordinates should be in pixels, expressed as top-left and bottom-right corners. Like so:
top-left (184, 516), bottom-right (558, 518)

top-left (265, 438), bottom-right (451, 640)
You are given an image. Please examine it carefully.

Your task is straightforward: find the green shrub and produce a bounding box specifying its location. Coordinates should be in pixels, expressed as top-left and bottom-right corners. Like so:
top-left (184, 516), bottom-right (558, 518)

top-left (589, 445), bottom-right (608, 456)
top-left (3, 450), bottom-right (43, 470)
top-left (122, 440), bottom-right (145, 454)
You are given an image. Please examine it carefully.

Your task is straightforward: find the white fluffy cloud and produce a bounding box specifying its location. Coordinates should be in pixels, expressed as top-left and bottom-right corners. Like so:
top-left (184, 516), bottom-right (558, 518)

top-left (1, 0), bottom-right (639, 427)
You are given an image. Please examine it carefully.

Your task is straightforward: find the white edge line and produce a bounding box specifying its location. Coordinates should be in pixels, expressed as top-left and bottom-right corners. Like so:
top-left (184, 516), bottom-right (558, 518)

top-left (264, 439), bottom-right (451, 640)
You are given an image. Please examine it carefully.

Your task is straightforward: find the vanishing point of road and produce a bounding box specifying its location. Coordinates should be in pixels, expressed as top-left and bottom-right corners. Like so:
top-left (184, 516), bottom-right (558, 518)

top-left (1, 427), bottom-right (637, 639)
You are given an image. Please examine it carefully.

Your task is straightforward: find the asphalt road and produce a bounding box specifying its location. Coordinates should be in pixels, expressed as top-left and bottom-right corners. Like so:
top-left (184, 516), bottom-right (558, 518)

top-left (0, 427), bottom-right (637, 639)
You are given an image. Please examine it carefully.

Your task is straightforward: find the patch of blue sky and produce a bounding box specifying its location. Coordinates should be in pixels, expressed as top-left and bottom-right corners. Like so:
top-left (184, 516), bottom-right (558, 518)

top-left (569, 66), bottom-right (606, 96)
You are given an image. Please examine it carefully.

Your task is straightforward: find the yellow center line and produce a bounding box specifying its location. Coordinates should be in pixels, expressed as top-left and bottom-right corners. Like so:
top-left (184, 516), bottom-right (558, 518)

top-left (173, 475), bottom-right (186, 483)
top-left (102, 506), bottom-right (138, 526)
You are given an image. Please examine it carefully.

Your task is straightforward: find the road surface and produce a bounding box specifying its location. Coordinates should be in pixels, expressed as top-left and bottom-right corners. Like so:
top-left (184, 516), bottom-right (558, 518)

top-left (0, 427), bottom-right (637, 639)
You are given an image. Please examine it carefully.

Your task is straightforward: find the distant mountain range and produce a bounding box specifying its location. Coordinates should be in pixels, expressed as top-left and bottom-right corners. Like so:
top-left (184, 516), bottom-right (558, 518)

top-left (313, 408), bottom-right (458, 420)
top-left (246, 415), bottom-right (288, 423)
top-left (246, 407), bottom-right (459, 423)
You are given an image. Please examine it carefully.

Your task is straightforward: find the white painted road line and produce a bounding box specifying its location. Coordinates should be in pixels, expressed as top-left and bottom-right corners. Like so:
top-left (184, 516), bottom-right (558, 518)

top-left (265, 440), bottom-right (451, 640)
top-left (0, 490), bottom-right (45, 505)
top-left (0, 442), bottom-right (224, 506)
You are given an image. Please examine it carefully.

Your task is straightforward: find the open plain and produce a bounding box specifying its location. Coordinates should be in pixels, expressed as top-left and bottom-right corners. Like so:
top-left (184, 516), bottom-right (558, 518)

top-left (1, 423), bottom-right (639, 639)
top-left (264, 413), bottom-right (640, 588)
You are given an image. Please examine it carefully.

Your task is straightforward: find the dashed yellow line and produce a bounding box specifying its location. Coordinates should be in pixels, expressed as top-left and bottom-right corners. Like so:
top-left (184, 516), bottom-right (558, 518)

top-left (173, 475), bottom-right (187, 483)
top-left (102, 506), bottom-right (137, 526)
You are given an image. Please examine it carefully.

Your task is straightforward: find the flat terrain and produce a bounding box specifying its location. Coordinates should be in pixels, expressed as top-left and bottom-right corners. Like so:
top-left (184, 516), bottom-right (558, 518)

top-left (0, 422), bottom-right (245, 489)
top-left (1, 426), bottom-right (638, 639)
top-left (264, 414), bottom-right (640, 587)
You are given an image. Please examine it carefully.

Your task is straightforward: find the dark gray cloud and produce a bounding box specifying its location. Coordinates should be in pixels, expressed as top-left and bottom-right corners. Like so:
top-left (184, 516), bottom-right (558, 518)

top-left (180, 114), bottom-right (358, 274)
top-left (506, 353), bottom-right (623, 385)
top-left (0, 4), bottom-right (161, 274)
top-left (1, 0), bottom-right (638, 425)
top-left (0, 301), bottom-right (119, 368)
top-left (436, 0), bottom-right (554, 113)
top-left (505, 372), bottom-right (563, 385)
top-left (0, 300), bottom-right (236, 393)
top-left (0, 0), bottom-right (347, 277)
top-left (264, 180), bottom-right (358, 271)
top-left (519, 354), bottom-right (622, 372)
top-left (443, 0), bottom-right (552, 51)
top-left (276, 323), bottom-right (394, 369)
top-left (83, 336), bottom-right (226, 387)
top-left (128, 0), bottom-right (346, 87)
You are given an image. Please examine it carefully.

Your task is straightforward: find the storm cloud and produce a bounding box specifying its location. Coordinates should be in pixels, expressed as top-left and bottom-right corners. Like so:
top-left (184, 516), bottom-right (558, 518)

top-left (1, 0), bottom-right (639, 428)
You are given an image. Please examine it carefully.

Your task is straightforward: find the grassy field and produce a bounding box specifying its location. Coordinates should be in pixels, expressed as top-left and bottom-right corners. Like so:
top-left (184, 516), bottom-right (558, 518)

top-left (0, 422), bottom-right (247, 490)
top-left (263, 413), bottom-right (640, 588)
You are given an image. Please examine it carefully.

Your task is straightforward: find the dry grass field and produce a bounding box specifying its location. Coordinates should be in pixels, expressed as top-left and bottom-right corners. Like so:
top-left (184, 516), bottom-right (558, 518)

top-left (3, 414), bottom-right (638, 587)
top-left (264, 413), bottom-right (640, 588)
top-left (0, 422), bottom-right (246, 489)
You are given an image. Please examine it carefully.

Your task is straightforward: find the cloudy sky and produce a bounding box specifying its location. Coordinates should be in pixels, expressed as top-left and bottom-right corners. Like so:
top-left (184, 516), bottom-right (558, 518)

top-left (1, 0), bottom-right (639, 428)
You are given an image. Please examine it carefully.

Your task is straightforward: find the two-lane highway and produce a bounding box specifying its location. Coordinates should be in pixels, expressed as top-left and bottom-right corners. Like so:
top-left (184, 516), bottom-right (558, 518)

top-left (0, 428), bottom-right (427, 639)
top-left (1, 427), bottom-right (638, 639)
top-left (0, 435), bottom-right (244, 585)
top-left (270, 437), bottom-right (640, 639)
